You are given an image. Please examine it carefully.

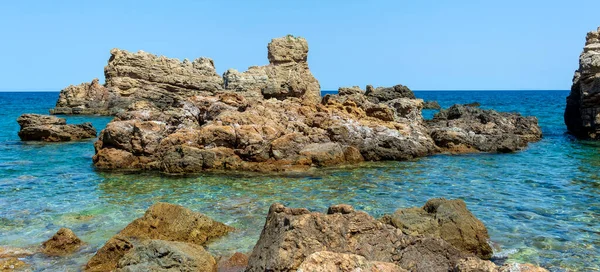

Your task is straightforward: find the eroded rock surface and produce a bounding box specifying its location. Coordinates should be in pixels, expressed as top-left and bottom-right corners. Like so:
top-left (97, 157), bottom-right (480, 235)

top-left (41, 228), bottom-right (83, 256)
top-left (427, 105), bottom-right (542, 153)
top-left (246, 203), bottom-right (468, 272)
top-left (17, 114), bottom-right (96, 142)
top-left (116, 240), bottom-right (216, 272)
top-left (85, 202), bottom-right (231, 272)
top-left (50, 35), bottom-right (541, 173)
top-left (297, 251), bottom-right (406, 272)
top-left (51, 78), bottom-right (112, 115)
top-left (566, 26), bottom-right (600, 139)
top-left (382, 198), bottom-right (492, 260)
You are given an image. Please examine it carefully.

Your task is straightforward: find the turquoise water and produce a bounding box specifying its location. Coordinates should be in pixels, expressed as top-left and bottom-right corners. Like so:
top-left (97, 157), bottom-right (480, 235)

top-left (0, 91), bottom-right (598, 271)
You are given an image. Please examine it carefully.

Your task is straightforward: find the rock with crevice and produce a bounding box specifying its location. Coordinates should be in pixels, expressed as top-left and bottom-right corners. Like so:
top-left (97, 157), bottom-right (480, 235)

top-left (115, 240), bottom-right (216, 272)
top-left (246, 203), bottom-right (469, 272)
top-left (381, 198), bottom-right (493, 260)
top-left (51, 78), bottom-right (112, 115)
top-left (565, 26), bottom-right (600, 139)
top-left (17, 114), bottom-right (96, 142)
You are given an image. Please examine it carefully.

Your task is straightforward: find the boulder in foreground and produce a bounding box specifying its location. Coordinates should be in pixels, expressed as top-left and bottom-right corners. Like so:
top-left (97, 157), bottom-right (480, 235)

top-left (85, 202), bottom-right (232, 271)
top-left (17, 114), bottom-right (96, 142)
top-left (115, 240), bottom-right (216, 272)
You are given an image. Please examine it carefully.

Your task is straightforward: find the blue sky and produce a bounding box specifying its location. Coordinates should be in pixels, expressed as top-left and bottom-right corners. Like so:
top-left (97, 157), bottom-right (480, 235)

top-left (1, 0), bottom-right (599, 91)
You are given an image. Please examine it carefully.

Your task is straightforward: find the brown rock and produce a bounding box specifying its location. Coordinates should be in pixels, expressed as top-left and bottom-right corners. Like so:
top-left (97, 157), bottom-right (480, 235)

top-left (382, 198), bottom-right (493, 260)
top-left (50, 78), bottom-right (111, 115)
top-left (246, 203), bottom-right (468, 272)
top-left (297, 251), bottom-right (407, 272)
top-left (86, 203), bottom-right (232, 271)
top-left (0, 247), bottom-right (33, 258)
top-left (218, 252), bottom-right (249, 272)
top-left (454, 257), bottom-right (497, 272)
top-left (498, 263), bottom-right (549, 272)
top-left (41, 227), bottom-right (83, 256)
top-left (17, 114), bottom-right (96, 142)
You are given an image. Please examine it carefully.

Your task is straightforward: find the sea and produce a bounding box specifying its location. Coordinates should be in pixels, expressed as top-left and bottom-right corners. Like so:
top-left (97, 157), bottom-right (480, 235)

top-left (0, 90), bottom-right (598, 271)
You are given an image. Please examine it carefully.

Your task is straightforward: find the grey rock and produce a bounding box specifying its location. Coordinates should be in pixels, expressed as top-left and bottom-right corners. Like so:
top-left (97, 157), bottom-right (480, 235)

top-left (116, 240), bottom-right (216, 272)
top-left (17, 114), bottom-right (96, 141)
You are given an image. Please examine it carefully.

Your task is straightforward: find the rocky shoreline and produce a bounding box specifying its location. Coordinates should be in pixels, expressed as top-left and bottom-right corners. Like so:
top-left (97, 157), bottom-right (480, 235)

top-left (43, 35), bottom-right (542, 173)
top-left (0, 199), bottom-right (548, 272)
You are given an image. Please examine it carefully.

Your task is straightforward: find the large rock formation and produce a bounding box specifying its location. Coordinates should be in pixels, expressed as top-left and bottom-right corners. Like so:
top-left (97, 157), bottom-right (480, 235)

top-left (381, 198), bottom-right (493, 260)
top-left (50, 78), bottom-right (112, 115)
top-left (246, 203), bottom-right (469, 272)
top-left (85, 202), bottom-right (232, 271)
top-left (565, 26), bottom-right (600, 139)
top-left (427, 105), bottom-right (542, 153)
top-left (17, 114), bottom-right (96, 141)
top-left (49, 36), bottom-right (541, 172)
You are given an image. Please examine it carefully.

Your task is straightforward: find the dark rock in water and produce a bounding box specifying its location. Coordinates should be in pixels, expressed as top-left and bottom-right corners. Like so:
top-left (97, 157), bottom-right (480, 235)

top-left (365, 84), bottom-right (416, 103)
top-left (565, 27), bottom-right (600, 139)
top-left (463, 102), bottom-right (481, 107)
top-left (246, 203), bottom-right (468, 272)
top-left (17, 114), bottom-right (96, 142)
top-left (423, 100), bottom-right (442, 110)
top-left (116, 240), bottom-right (216, 272)
top-left (427, 104), bottom-right (542, 153)
top-left (41, 227), bottom-right (83, 256)
top-left (381, 198), bottom-right (493, 260)
top-left (85, 202), bottom-right (232, 272)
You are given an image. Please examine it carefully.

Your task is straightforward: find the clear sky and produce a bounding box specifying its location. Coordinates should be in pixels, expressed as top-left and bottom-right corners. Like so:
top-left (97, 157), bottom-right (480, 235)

top-left (1, 0), bottom-right (599, 91)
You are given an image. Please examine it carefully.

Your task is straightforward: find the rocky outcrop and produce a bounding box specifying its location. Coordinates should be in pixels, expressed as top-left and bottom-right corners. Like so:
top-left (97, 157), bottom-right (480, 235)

top-left (17, 114), bottom-right (96, 141)
top-left (427, 105), bottom-right (542, 153)
top-left (246, 203), bottom-right (469, 272)
top-left (115, 240), bottom-right (216, 272)
top-left (381, 198), bottom-right (493, 260)
top-left (45, 36), bottom-right (541, 172)
top-left (565, 26), bottom-right (600, 139)
top-left (51, 78), bottom-right (112, 115)
top-left (85, 202), bottom-right (231, 271)
top-left (41, 228), bottom-right (83, 256)
top-left (225, 35), bottom-right (321, 103)
top-left (218, 252), bottom-right (249, 272)
top-left (423, 100), bottom-right (441, 110)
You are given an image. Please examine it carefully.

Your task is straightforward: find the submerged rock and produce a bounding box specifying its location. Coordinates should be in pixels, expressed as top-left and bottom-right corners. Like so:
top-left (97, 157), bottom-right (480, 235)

top-left (382, 198), bottom-right (493, 260)
top-left (41, 227), bottom-right (83, 256)
top-left (427, 105), bottom-right (542, 153)
top-left (85, 202), bottom-right (232, 271)
top-left (17, 114), bottom-right (96, 142)
top-left (454, 257), bottom-right (549, 272)
top-left (565, 26), bottom-right (600, 139)
top-left (246, 203), bottom-right (468, 272)
top-left (0, 257), bottom-right (27, 271)
top-left (116, 240), bottom-right (216, 272)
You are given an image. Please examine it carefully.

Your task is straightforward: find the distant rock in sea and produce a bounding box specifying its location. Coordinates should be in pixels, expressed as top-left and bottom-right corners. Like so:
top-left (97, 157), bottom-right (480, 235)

top-left (17, 114), bottom-right (96, 142)
top-left (565, 26), bottom-right (600, 139)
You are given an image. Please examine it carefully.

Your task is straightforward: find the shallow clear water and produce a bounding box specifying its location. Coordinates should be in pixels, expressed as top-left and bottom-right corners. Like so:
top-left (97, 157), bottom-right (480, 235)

top-left (0, 91), bottom-right (598, 271)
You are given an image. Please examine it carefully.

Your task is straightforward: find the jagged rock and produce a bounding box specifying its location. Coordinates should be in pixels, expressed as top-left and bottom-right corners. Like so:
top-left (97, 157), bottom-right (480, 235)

top-left (116, 240), bottom-right (216, 272)
top-left (297, 251), bottom-right (407, 272)
top-left (0, 257), bottom-right (27, 271)
top-left (217, 252), bottom-right (249, 272)
top-left (463, 102), bottom-right (481, 107)
top-left (423, 100), bottom-right (442, 110)
top-left (17, 114), bottom-right (96, 142)
top-left (85, 202), bottom-right (232, 272)
top-left (41, 228), bottom-right (83, 256)
top-left (51, 78), bottom-right (112, 115)
top-left (45, 36), bottom-right (540, 173)
top-left (565, 26), bottom-right (600, 139)
top-left (246, 203), bottom-right (468, 272)
top-left (427, 105), bottom-right (542, 153)
top-left (382, 198), bottom-right (493, 260)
